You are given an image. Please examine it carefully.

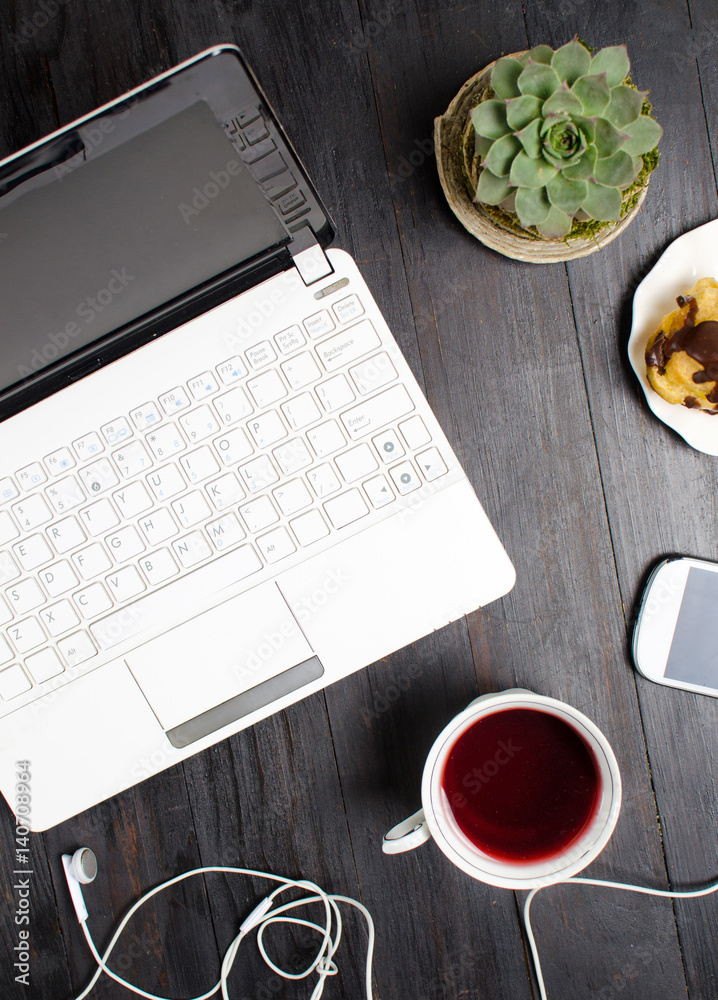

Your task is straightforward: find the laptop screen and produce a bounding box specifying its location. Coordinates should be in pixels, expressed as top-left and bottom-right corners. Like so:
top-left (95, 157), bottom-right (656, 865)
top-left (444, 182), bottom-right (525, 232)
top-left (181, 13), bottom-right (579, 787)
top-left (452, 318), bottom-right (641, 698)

top-left (0, 98), bottom-right (286, 397)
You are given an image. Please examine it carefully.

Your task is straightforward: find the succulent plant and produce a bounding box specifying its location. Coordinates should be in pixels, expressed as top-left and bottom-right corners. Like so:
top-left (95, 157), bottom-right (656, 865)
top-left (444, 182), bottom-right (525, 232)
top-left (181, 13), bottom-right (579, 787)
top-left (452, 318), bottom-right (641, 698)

top-left (469, 38), bottom-right (663, 239)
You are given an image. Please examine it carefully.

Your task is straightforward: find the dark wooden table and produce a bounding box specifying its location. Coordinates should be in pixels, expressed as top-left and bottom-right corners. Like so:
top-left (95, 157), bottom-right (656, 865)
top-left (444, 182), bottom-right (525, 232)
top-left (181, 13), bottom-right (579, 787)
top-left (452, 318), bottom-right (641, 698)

top-left (2, 1), bottom-right (718, 998)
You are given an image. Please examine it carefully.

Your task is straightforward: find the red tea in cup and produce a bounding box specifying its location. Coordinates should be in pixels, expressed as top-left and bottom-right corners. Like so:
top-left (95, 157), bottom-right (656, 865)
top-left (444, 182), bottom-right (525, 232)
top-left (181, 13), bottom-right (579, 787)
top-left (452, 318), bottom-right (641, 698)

top-left (441, 707), bottom-right (601, 863)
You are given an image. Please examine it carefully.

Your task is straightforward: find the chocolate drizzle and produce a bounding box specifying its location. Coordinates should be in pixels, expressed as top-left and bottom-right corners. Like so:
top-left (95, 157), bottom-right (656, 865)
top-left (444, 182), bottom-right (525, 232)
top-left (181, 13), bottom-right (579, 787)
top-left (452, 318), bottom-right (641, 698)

top-left (646, 293), bottom-right (718, 407)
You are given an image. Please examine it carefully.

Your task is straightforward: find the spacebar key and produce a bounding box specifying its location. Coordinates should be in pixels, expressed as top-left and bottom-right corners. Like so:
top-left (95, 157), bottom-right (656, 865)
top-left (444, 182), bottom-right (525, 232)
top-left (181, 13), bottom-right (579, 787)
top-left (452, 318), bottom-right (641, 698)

top-left (90, 545), bottom-right (263, 650)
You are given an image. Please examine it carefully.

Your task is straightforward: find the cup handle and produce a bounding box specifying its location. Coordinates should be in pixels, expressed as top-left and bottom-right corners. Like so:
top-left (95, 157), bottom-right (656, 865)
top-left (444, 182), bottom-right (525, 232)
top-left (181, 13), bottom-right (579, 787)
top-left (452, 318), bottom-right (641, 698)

top-left (382, 808), bottom-right (430, 854)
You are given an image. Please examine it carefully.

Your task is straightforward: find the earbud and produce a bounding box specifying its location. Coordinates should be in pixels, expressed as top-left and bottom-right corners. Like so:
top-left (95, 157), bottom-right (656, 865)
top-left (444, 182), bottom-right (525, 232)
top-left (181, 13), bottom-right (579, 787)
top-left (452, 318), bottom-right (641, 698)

top-left (62, 848), bottom-right (97, 924)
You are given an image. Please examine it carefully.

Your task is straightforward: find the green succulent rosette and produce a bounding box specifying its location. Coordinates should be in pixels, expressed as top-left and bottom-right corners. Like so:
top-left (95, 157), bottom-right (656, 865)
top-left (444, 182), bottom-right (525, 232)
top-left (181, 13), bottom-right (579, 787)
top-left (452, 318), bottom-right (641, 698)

top-left (469, 38), bottom-right (663, 239)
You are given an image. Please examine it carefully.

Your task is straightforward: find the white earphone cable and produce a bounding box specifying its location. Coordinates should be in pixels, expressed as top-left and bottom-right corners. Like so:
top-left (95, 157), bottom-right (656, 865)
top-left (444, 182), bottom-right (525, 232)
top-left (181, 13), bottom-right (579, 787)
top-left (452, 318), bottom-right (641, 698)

top-left (524, 873), bottom-right (718, 1000)
top-left (71, 867), bottom-right (375, 1000)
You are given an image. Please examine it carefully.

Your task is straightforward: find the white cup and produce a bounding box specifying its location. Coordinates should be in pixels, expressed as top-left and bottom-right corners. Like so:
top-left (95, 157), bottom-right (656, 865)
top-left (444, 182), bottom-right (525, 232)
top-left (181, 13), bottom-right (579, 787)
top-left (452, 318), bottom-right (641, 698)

top-left (382, 689), bottom-right (622, 889)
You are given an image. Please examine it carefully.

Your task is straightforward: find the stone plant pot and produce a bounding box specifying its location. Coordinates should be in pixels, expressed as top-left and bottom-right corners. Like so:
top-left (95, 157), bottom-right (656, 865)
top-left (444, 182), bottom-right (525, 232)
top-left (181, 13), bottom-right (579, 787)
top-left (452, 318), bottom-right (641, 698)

top-left (434, 54), bottom-right (649, 263)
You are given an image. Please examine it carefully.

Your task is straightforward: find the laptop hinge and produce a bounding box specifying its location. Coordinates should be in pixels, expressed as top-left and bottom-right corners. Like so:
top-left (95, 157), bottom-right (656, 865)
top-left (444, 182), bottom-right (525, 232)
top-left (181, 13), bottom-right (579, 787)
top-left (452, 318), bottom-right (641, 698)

top-left (290, 226), bottom-right (334, 285)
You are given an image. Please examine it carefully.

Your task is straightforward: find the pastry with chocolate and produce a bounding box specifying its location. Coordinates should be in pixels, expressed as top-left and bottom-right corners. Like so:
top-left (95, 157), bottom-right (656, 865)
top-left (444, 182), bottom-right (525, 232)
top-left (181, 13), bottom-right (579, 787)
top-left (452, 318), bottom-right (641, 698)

top-left (645, 277), bottom-right (718, 413)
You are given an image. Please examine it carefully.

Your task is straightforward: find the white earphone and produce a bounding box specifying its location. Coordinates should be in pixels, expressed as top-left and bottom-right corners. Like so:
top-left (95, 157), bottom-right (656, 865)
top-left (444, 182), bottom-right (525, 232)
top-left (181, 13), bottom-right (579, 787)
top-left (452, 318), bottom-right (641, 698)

top-left (61, 848), bottom-right (375, 1000)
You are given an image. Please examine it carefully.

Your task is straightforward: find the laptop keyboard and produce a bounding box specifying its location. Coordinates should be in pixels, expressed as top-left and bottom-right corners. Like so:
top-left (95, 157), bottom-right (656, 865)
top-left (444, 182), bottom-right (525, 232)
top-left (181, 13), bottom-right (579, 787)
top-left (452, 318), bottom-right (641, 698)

top-left (0, 289), bottom-right (453, 709)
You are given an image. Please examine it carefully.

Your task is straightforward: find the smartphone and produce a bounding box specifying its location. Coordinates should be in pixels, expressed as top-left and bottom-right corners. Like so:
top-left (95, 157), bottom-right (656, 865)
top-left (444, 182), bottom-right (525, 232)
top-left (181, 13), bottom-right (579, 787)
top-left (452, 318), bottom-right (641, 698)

top-left (633, 557), bottom-right (718, 697)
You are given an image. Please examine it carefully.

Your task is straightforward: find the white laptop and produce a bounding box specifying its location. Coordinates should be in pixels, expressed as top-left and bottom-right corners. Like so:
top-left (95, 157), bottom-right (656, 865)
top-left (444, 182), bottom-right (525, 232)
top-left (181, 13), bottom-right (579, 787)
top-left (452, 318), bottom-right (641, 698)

top-left (0, 46), bottom-right (515, 830)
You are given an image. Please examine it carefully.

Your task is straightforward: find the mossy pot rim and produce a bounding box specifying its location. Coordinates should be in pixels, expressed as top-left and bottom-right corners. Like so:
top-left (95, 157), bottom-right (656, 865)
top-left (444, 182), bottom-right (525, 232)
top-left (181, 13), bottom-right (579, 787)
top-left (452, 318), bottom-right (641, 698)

top-left (434, 51), bottom-right (652, 263)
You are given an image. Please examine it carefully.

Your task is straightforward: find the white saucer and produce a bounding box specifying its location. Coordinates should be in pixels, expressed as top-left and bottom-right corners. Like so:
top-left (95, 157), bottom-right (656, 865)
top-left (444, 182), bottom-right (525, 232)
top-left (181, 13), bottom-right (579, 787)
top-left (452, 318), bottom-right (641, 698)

top-left (628, 218), bottom-right (718, 455)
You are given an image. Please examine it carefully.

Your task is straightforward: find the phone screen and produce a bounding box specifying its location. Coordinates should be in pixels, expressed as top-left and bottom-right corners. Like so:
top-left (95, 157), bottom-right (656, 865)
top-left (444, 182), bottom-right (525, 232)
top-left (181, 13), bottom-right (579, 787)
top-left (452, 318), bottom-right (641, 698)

top-left (665, 567), bottom-right (718, 687)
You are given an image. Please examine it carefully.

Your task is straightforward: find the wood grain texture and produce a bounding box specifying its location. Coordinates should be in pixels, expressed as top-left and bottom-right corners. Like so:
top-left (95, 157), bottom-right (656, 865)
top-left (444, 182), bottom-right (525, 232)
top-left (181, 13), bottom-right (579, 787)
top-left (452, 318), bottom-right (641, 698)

top-left (0, 0), bottom-right (717, 998)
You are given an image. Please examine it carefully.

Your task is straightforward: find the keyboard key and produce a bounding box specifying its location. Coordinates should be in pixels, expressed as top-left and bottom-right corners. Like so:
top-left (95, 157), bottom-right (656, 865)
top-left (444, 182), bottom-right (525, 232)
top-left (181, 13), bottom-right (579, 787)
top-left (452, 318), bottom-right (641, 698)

top-left (145, 424), bottom-right (186, 461)
top-left (306, 464), bottom-right (341, 499)
top-left (13, 534), bottom-right (53, 571)
top-left (5, 579), bottom-right (45, 615)
top-left (113, 440), bottom-right (153, 478)
top-left (303, 310), bottom-right (335, 339)
top-left (139, 549), bottom-right (179, 586)
top-left (274, 325), bottom-right (306, 354)
top-left (188, 371), bottom-right (219, 399)
top-left (138, 509), bottom-right (178, 546)
top-left (173, 490), bottom-right (213, 526)
top-left (315, 320), bottom-right (381, 373)
top-left (282, 393), bottom-right (321, 430)
top-left (214, 427), bottom-right (254, 466)
top-left (0, 478), bottom-right (19, 504)
top-left (78, 458), bottom-right (119, 495)
top-left (247, 411), bottom-right (287, 448)
top-left (130, 402), bottom-right (162, 430)
top-left (0, 597), bottom-right (10, 626)
top-left (25, 647), bottom-right (64, 683)
top-left (57, 630), bottom-right (97, 667)
top-left (106, 566), bottom-right (146, 603)
top-left (40, 561), bottom-right (79, 597)
top-left (323, 489), bottom-right (370, 528)
top-left (39, 600), bottom-right (81, 638)
top-left (180, 405), bottom-right (221, 443)
top-left (7, 617), bottom-right (46, 653)
top-left (315, 374), bottom-right (355, 412)
top-left (290, 509), bottom-right (330, 547)
top-left (238, 455), bottom-right (279, 494)
top-left (159, 387), bottom-right (191, 413)
top-left (398, 415), bottom-right (431, 450)
top-left (147, 464), bottom-right (186, 501)
top-left (44, 447), bottom-right (76, 476)
top-left (45, 475), bottom-right (86, 513)
top-left (79, 499), bottom-right (120, 537)
top-left (206, 512), bottom-right (246, 550)
top-left (73, 432), bottom-right (104, 462)
top-left (101, 417), bottom-right (133, 445)
top-left (205, 474), bottom-right (245, 511)
top-left (216, 356), bottom-right (248, 385)
top-left (256, 526), bottom-right (296, 564)
top-left (416, 447), bottom-right (448, 482)
top-left (181, 447), bottom-right (220, 484)
top-left (0, 553), bottom-right (20, 585)
top-left (390, 461), bottom-right (422, 495)
top-left (105, 526), bottom-right (145, 562)
top-left (0, 511), bottom-right (19, 546)
top-left (335, 444), bottom-right (379, 484)
top-left (0, 664), bottom-right (32, 700)
top-left (243, 118), bottom-right (268, 144)
top-left (372, 429), bottom-right (405, 463)
top-left (307, 420), bottom-right (346, 457)
top-left (172, 532), bottom-right (212, 569)
top-left (46, 515), bottom-right (86, 554)
top-left (341, 385), bottom-right (414, 441)
top-left (0, 636), bottom-right (12, 665)
top-left (247, 370), bottom-right (288, 408)
top-left (12, 494), bottom-right (52, 530)
top-left (273, 479), bottom-right (312, 517)
top-left (273, 438), bottom-right (313, 476)
top-left (74, 583), bottom-right (113, 619)
top-left (113, 482), bottom-right (152, 519)
top-left (239, 496), bottom-right (279, 533)
top-left (350, 352), bottom-right (398, 394)
top-left (91, 544), bottom-right (262, 650)
top-left (214, 387), bottom-right (254, 425)
top-left (245, 341), bottom-right (277, 370)
top-left (73, 543), bottom-right (113, 581)
top-left (281, 352), bottom-right (321, 390)
top-left (17, 462), bottom-right (47, 490)
top-left (363, 474), bottom-right (395, 509)
top-left (332, 294), bottom-right (365, 324)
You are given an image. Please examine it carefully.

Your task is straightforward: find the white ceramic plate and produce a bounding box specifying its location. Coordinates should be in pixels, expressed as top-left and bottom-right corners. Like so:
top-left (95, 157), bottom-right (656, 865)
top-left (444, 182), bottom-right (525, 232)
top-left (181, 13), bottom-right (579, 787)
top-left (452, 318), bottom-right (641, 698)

top-left (628, 218), bottom-right (718, 455)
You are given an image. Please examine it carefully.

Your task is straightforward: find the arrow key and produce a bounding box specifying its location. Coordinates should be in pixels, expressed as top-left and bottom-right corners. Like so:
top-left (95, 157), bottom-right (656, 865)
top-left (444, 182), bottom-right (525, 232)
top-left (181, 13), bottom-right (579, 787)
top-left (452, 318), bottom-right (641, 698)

top-left (416, 447), bottom-right (448, 482)
top-left (363, 474), bottom-right (395, 509)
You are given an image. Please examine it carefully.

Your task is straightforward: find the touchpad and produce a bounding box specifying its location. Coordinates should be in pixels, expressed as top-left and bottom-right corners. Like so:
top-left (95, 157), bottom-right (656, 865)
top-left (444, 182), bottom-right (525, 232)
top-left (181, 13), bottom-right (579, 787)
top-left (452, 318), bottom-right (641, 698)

top-left (126, 581), bottom-right (318, 735)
